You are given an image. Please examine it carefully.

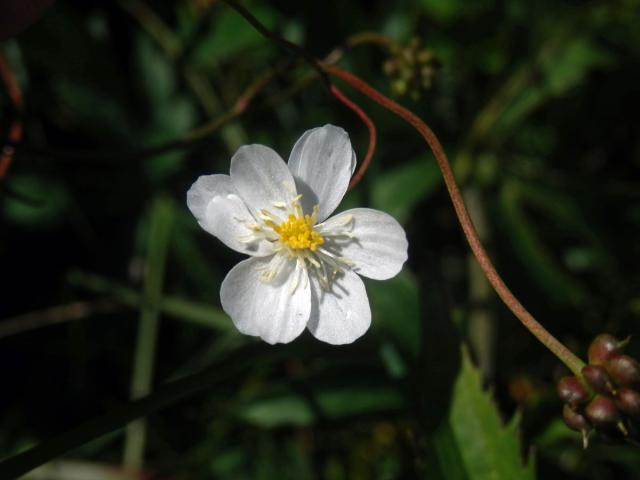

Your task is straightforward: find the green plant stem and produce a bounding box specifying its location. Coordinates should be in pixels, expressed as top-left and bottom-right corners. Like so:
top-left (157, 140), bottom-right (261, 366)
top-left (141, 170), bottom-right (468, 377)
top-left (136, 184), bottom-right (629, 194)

top-left (0, 300), bottom-right (118, 340)
top-left (0, 344), bottom-right (272, 480)
top-left (464, 188), bottom-right (495, 381)
top-left (66, 271), bottom-right (232, 331)
top-left (323, 63), bottom-right (586, 376)
top-left (122, 0), bottom-right (248, 151)
top-left (17, 29), bottom-right (389, 164)
top-left (123, 197), bottom-right (174, 469)
top-left (221, 0), bottom-right (330, 86)
top-left (120, 0), bottom-right (181, 58)
top-left (453, 29), bottom-right (570, 184)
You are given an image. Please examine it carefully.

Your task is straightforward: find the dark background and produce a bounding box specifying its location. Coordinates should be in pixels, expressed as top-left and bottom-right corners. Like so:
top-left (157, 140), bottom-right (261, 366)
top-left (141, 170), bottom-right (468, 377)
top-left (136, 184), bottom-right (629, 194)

top-left (1, 0), bottom-right (639, 478)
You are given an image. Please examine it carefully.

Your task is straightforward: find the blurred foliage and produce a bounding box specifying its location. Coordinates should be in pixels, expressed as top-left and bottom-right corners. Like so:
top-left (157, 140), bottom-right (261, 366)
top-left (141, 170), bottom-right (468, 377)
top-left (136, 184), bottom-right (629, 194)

top-left (1, 0), bottom-right (640, 479)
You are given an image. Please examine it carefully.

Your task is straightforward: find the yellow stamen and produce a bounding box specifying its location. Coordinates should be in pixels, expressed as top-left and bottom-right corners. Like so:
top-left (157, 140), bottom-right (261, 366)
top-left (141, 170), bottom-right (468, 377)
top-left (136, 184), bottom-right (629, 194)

top-left (273, 203), bottom-right (324, 252)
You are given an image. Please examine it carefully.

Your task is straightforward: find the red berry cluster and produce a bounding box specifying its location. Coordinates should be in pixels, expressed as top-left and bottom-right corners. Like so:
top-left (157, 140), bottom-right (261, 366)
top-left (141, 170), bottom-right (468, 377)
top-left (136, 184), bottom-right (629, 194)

top-left (557, 334), bottom-right (640, 447)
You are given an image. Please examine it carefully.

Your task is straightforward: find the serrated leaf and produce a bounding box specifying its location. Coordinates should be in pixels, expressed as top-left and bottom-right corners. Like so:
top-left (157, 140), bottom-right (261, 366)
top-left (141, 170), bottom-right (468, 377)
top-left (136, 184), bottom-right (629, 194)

top-left (443, 349), bottom-right (535, 480)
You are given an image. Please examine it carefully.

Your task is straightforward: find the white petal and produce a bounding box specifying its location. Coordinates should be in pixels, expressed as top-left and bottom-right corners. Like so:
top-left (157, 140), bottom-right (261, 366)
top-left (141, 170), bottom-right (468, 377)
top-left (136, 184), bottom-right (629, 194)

top-left (288, 125), bottom-right (356, 222)
top-left (230, 144), bottom-right (297, 218)
top-left (307, 269), bottom-right (371, 345)
top-left (187, 174), bottom-right (273, 256)
top-left (319, 208), bottom-right (408, 280)
top-left (220, 256), bottom-right (311, 344)
top-left (186, 174), bottom-right (230, 222)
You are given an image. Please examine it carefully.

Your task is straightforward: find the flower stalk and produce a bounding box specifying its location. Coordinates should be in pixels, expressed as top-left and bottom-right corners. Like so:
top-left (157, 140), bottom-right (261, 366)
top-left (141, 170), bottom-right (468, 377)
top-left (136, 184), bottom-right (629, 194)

top-left (221, 0), bottom-right (586, 375)
top-left (328, 84), bottom-right (377, 190)
top-left (0, 50), bottom-right (23, 179)
top-left (321, 63), bottom-right (585, 375)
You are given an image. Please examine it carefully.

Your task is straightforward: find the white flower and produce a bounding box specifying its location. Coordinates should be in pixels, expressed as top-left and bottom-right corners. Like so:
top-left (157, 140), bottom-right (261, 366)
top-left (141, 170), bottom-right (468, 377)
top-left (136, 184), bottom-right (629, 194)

top-left (187, 124), bottom-right (408, 345)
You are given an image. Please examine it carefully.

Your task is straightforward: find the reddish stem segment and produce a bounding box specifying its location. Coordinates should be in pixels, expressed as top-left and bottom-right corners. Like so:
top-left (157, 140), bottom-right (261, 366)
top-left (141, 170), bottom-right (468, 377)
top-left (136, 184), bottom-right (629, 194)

top-left (0, 51), bottom-right (23, 179)
top-left (329, 84), bottom-right (377, 190)
top-left (324, 63), bottom-right (585, 375)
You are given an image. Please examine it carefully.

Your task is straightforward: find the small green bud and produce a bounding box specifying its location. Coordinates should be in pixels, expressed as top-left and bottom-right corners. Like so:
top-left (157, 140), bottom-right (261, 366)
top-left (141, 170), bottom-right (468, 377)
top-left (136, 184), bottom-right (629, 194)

top-left (391, 79), bottom-right (408, 96)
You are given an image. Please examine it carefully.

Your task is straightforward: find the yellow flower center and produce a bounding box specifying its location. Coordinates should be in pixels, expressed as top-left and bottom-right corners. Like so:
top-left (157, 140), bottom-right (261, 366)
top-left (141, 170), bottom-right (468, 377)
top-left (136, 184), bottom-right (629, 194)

top-left (273, 211), bottom-right (324, 252)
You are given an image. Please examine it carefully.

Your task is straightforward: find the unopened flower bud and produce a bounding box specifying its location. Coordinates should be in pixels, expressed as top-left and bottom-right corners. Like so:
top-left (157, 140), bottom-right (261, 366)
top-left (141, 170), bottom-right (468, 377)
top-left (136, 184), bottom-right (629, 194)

top-left (616, 388), bottom-right (640, 417)
top-left (605, 355), bottom-right (640, 387)
top-left (557, 376), bottom-right (589, 407)
top-left (588, 334), bottom-right (621, 365)
top-left (563, 404), bottom-right (590, 432)
top-left (391, 79), bottom-right (408, 96)
top-left (582, 365), bottom-right (615, 394)
top-left (585, 395), bottom-right (619, 427)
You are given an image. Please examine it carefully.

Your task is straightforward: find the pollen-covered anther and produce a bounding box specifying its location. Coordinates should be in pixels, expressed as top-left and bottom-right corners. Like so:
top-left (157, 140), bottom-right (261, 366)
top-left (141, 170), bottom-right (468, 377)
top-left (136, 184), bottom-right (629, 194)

top-left (275, 213), bottom-right (324, 251)
top-left (268, 199), bottom-right (324, 253)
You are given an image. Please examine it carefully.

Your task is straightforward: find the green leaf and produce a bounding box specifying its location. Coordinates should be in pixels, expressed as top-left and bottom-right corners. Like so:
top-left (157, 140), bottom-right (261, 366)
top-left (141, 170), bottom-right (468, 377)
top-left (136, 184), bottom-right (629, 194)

top-left (171, 214), bottom-right (221, 297)
top-left (498, 179), bottom-right (589, 306)
top-left (67, 270), bottom-right (232, 332)
top-left (0, 344), bottom-right (277, 479)
top-left (53, 79), bottom-right (132, 141)
top-left (371, 156), bottom-right (442, 224)
top-left (124, 196), bottom-right (175, 466)
top-left (434, 349), bottom-right (535, 480)
top-left (190, 5), bottom-right (278, 68)
top-left (418, 0), bottom-right (495, 22)
top-left (541, 37), bottom-right (612, 96)
top-left (2, 175), bottom-right (69, 228)
top-left (239, 386), bottom-right (402, 428)
top-left (496, 36), bottom-right (612, 136)
top-left (134, 36), bottom-right (197, 182)
top-left (136, 34), bottom-right (176, 106)
top-left (240, 395), bottom-right (313, 428)
top-left (368, 271), bottom-right (421, 356)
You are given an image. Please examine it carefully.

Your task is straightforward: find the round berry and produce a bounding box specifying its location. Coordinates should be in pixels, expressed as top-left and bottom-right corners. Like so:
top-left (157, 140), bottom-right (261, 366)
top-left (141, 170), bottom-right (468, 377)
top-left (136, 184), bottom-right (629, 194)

top-left (606, 355), bottom-right (640, 387)
top-left (585, 395), bottom-right (619, 427)
top-left (557, 376), bottom-right (589, 407)
top-left (582, 365), bottom-right (615, 394)
top-left (616, 388), bottom-right (640, 417)
top-left (588, 334), bottom-right (621, 365)
top-left (562, 404), bottom-right (590, 432)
